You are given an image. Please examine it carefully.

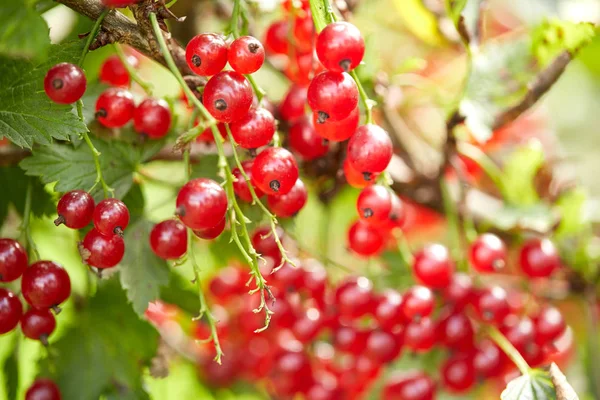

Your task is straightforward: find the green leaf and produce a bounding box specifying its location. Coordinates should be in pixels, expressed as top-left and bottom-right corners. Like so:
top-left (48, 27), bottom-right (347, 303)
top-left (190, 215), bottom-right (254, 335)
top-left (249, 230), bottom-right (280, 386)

top-left (147, 361), bottom-right (215, 400)
top-left (0, 1), bottom-right (50, 60)
top-left (501, 144), bottom-right (545, 206)
top-left (533, 19), bottom-right (597, 66)
top-left (0, 166), bottom-right (55, 224)
top-left (0, 42), bottom-right (87, 148)
top-left (121, 183), bottom-right (145, 226)
top-left (555, 188), bottom-right (588, 237)
top-left (501, 369), bottom-right (556, 400)
top-left (477, 203), bottom-right (558, 233)
top-left (393, 0), bottom-right (448, 46)
top-left (39, 279), bottom-right (158, 400)
top-left (3, 347), bottom-right (18, 400)
top-left (20, 137), bottom-right (141, 201)
top-left (308, 0), bottom-right (329, 32)
top-left (119, 220), bottom-right (170, 317)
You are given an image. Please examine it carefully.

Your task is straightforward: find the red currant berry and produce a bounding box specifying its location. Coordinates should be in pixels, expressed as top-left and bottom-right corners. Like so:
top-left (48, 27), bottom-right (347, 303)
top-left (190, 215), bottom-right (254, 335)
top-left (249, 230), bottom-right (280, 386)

top-left (334, 277), bottom-right (375, 319)
top-left (293, 16), bottom-right (314, 52)
top-left (316, 22), bottom-right (365, 72)
top-left (196, 122), bottom-right (228, 143)
top-left (267, 178), bottom-right (308, 218)
top-left (0, 288), bottom-right (22, 334)
top-left (270, 261), bottom-right (305, 291)
top-left (279, 85), bottom-right (307, 122)
top-left (21, 309), bottom-right (56, 344)
top-left (251, 226), bottom-right (284, 260)
top-left (133, 98), bottom-right (172, 139)
top-left (194, 217), bottom-right (226, 240)
top-left (307, 71), bottom-right (358, 122)
top-left (386, 193), bottom-right (406, 228)
top-left (356, 185), bottom-right (392, 224)
top-left (93, 198), bottom-right (130, 236)
top-left (473, 340), bottom-right (505, 378)
top-left (443, 273), bottom-right (474, 310)
top-left (25, 379), bottom-right (61, 400)
top-left (264, 21), bottom-right (289, 55)
top-left (81, 228), bottom-right (125, 269)
top-left (185, 33), bottom-right (228, 76)
top-left (438, 312), bottom-right (475, 350)
top-left (176, 178), bottom-right (228, 230)
top-left (233, 160), bottom-right (263, 202)
top-left (209, 266), bottom-right (247, 301)
top-left (285, 51), bottom-right (321, 86)
top-left (333, 326), bottom-right (369, 355)
top-left (441, 355), bottom-right (475, 393)
top-left (251, 147), bottom-right (299, 195)
top-left (344, 157), bottom-right (378, 188)
top-left (292, 307), bottom-right (325, 343)
top-left (519, 238), bottom-right (560, 278)
top-left (469, 233), bottom-right (507, 273)
top-left (365, 329), bottom-right (402, 363)
top-left (229, 108), bottom-right (276, 149)
top-left (383, 371), bottom-right (436, 400)
top-left (412, 243), bottom-right (454, 289)
top-left (405, 317), bottom-right (437, 352)
top-left (534, 307), bottom-right (566, 345)
top-left (347, 124), bottom-right (393, 179)
top-left (474, 286), bottom-right (510, 325)
top-left (313, 106), bottom-right (359, 142)
top-left (347, 219), bottom-right (384, 257)
top-left (99, 54), bottom-right (136, 87)
top-left (203, 71), bottom-right (253, 123)
top-left (401, 285), bottom-right (433, 320)
top-left (101, 0), bottom-right (138, 7)
top-left (502, 316), bottom-right (535, 351)
top-left (282, 0), bottom-right (310, 12)
top-left (21, 261), bottom-right (71, 309)
top-left (270, 349), bottom-right (313, 396)
top-left (54, 190), bottom-right (95, 230)
top-left (44, 63), bottom-right (86, 104)
top-left (0, 238), bottom-right (28, 282)
top-left (228, 36), bottom-right (265, 74)
top-left (374, 290), bottom-right (404, 330)
top-left (289, 118), bottom-right (329, 160)
top-left (149, 220), bottom-right (187, 260)
top-left (95, 88), bottom-right (135, 128)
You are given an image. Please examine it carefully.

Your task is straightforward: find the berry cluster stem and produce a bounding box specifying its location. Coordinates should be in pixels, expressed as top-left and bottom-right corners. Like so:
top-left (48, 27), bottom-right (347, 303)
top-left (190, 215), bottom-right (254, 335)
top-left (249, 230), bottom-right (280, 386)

top-left (149, 12), bottom-right (274, 330)
top-left (112, 43), bottom-right (154, 95)
top-left (487, 325), bottom-right (531, 376)
top-left (78, 8), bottom-right (109, 65)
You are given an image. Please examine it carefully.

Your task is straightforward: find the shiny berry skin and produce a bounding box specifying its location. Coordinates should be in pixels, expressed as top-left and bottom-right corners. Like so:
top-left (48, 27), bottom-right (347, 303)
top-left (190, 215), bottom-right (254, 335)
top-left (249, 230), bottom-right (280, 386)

top-left (25, 379), bottom-right (61, 400)
top-left (519, 238), bottom-right (560, 278)
top-left (0, 288), bottom-right (22, 334)
top-left (316, 22), bottom-right (365, 72)
top-left (264, 21), bottom-right (289, 55)
top-left (194, 217), bottom-right (226, 240)
top-left (535, 307), bottom-right (566, 345)
top-left (292, 307), bottom-right (325, 343)
top-left (289, 118), bottom-right (329, 160)
top-left (401, 285), bottom-right (434, 320)
top-left (279, 85), bottom-right (307, 122)
top-left (365, 329), bottom-right (402, 363)
top-left (334, 277), bottom-right (375, 319)
top-left (441, 355), bottom-right (476, 393)
top-left (382, 371), bottom-right (436, 400)
top-left (133, 98), bottom-right (172, 139)
top-left (232, 160), bottom-right (263, 202)
top-left (209, 266), bottom-right (246, 301)
top-left (307, 71), bottom-right (358, 122)
top-left (502, 316), bottom-right (535, 351)
top-left (21, 309), bottom-right (56, 343)
top-left (93, 198), bottom-right (130, 236)
top-left (356, 185), bottom-right (392, 224)
top-left (54, 190), bottom-right (95, 230)
top-left (185, 33), bottom-right (228, 76)
top-left (228, 36), bottom-right (265, 74)
top-left (293, 16), bottom-right (314, 52)
top-left (95, 88), bottom-right (135, 128)
top-left (412, 243), bottom-right (454, 289)
top-left (0, 238), bottom-right (28, 282)
top-left (99, 54), bottom-right (136, 87)
top-left (21, 261), bottom-right (71, 309)
top-left (251, 226), bottom-right (284, 260)
top-left (267, 178), bottom-right (307, 218)
top-left (333, 326), bottom-right (369, 355)
top-left (474, 340), bottom-right (505, 378)
top-left (344, 157), bottom-right (378, 188)
top-left (374, 290), bottom-right (404, 330)
top-left (203, 71), bottom-right (253, 123)
top-left (405, 317), bottom-right (437, 351)
top-left (229, 108), bottom-right (276, 149)
top-left (313, 106), bottom-right (359, 142)
top-left (347, 124), bottom-right (393, 179)
top-left (443, 273), bottom-right (474, 310)
top-left (251, 147), bottom-right (299, 195)
top-left (81, 229), bottom-right (125, 269)
top-left (469, 233), bottom-right (507, 273)
top-left (149, 220), bottom-right (187, 260)
top-left (44, 63), bottom-right (86, 104)
top-left (176, 178), bottom-right (228, 230)
top-left (474, 286), bottom-right (510, 325)
top-left (285, 51), bottom-right (320, 86)
top-left (438, 312), bottom-right (475, 350)
top-left (347, 219), bottom-right (384, 257)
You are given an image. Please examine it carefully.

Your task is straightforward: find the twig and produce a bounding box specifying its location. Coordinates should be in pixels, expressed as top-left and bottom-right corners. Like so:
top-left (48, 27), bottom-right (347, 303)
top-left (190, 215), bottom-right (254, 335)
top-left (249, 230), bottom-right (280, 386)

top-left (113, 43), bottom-right (154, 95)
top-left (487, 325), bottom-right (531, 376)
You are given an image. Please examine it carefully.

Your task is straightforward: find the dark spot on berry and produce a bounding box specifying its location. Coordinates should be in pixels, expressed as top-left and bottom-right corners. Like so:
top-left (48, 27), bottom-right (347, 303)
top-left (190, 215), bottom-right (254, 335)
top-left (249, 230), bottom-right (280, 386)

top-left (51, 305), bottom-right (62, 315)
top-left (191, 54), bottom-right (201, 67)
top-left (362, 208), bottom-right (374, 218)
top-left (317, 111), bottom-right (329, 124)
top-left (362, 172), bottom-right (372, 181)
top-left (339, 59), bottom-right (351, 72)
top-left (482, 310), bottom-right (493, 321)
top-left (52, 78), bottom-right (64, 90)
top-left (269, 180), bottom-right (281, 192)
top-left (95, 108), bottom-right (107, 118)
top-left (248, 148), bottom-right (257, 158)
top-left (175, 206), bottom-right (186, 217)
top-left (215, 99), bottom-right (227, 111)
top-left (114, 226), bottom-right (124, 237)
top-left (390, 213), bottom-right (398, 221)
top-left (322, 138), bottom-right (329, 146)
top-left (248, 43), bottom-right (260, 53)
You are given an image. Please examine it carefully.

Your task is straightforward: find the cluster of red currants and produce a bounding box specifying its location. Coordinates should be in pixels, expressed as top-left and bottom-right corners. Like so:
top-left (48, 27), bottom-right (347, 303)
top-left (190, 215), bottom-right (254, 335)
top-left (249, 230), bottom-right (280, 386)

top-left (54, 190), bottom-right (130, 270)
top-left (25, 378), bottom-right (62, 400)
top-left (0, 239), bottom-right (71, 347)
top-left (146, 225), bottom-right (570, 399)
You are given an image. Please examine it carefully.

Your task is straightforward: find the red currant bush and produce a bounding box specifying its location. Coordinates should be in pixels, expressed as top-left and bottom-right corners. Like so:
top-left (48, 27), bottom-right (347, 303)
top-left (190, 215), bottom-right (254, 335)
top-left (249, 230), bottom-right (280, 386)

top-left (469, 233), bottom-right (507, 273)
top-left (347, 124), bottom-right (393, 180)
top-left (0, 288), bottom-right (22, 334)
top-left (307, 71), bottom-right (359, 122)
top-left (313, 106), bottom-right (359, 142)
top-left (251, 147), bottom-right (299, 195)
top-left (412, 243), bottom-right (455, 288)
top-left (150, 220), bottom-right (188, 260)
top-left (25, 379), bottom-right (61, 400)
top-left (21, 261), bottom-right (71, 310)
top-left (93, 198), bottom-right (130, 236)
top-left (21, 308), bottom-right (56, 344)
top-left (0, 238), bottom-right (28, 282)
top-left (519, 237), bottom-right (560, 278)
top-left (289, 118), bottom-right (329, 160)
top-left (185, 33), bottom-right (228, 76)
top-left (176, 178), bottom-right (228, 230)
top-left (44, 63), bottom-right (86, 104)
top-left (95, 88), bottom-right (135, 128)
top-left (267, 178), bottom-right (308, 218)
top-left (228, 36), bottom-right (265, 74)
top-left (232, 160), bottom-right (263, 202)
top-left (54, 190), bottom-right (95, 229)
top-left (134, 98), bottom-right (172, 139)
top-left (316, 22), bottom-right (365, 72)
top-left (203, 71), bottom-right (254, 123)
top-left (229, 108), bottom-right (276, 149)
top-left (347, 219), bottom-right (385, 257)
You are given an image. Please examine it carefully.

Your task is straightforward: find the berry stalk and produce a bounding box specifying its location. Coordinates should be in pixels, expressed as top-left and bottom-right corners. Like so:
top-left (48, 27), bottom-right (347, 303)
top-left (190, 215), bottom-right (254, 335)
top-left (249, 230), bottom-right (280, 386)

top-left (112, 43), bottom-right (154, 95)
top-left (20, 179), bottom-right (40, 261)
top-left (487, 324), bottom-right (531, 376)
